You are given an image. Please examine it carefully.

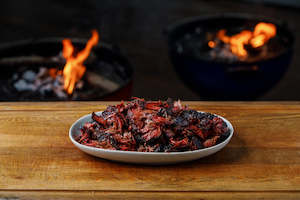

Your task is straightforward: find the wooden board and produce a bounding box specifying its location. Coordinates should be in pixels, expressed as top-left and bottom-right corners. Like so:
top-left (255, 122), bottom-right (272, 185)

top-left (0, 102), bottom-right (300, 199)
top-left (1, 191), bottom-right (300, 200)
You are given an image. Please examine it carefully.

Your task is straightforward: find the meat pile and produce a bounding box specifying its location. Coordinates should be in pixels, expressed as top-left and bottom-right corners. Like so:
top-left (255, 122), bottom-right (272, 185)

top-left (78, 98), bottom-right (230, 152)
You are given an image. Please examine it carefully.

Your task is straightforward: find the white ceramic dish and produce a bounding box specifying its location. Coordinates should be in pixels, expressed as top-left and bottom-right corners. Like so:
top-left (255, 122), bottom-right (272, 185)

top-left (69, 111), bottom-right (234, 165)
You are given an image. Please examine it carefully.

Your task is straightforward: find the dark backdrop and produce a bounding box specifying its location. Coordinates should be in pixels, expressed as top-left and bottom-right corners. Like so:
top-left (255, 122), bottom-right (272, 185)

top-left (0, 0), bottom-right (299, 100)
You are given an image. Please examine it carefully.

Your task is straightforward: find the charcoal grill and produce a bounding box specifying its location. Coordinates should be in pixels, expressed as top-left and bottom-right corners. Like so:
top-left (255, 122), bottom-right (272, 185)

top-left (0, 38), bottom-right (133, 101)
top-left (165, 13), bottom-right (294, 100)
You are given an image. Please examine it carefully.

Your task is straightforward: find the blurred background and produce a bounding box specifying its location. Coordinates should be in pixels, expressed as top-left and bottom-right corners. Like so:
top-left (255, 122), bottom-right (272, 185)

top-left (0, 0), bottom-right (299, 101)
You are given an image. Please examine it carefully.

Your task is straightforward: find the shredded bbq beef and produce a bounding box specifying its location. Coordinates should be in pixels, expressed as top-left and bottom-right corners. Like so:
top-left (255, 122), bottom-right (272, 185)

top-left (78, 97), bottom-right (230, 152)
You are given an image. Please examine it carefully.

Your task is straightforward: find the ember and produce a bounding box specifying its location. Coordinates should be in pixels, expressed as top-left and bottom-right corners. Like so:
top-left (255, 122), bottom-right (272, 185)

top-left (78, 98), bottom-right (230, 152)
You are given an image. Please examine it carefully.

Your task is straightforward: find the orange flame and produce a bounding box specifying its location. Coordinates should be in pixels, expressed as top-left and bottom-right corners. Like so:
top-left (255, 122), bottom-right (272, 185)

top-left (209, 22), bottom-right (276, 58)
top-left (48, 68), bottom-right (61, 79)
top-left (208, 41), bottom-right (216, 48)
top-left (250, 22), bottom-right (276, 48)
top-left (62, 30), bottom-right (99, 94)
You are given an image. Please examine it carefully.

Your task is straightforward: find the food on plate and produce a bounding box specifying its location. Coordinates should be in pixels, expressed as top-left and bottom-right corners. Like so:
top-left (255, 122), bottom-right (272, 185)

top-left (77, 97), bottom-right (230, 152)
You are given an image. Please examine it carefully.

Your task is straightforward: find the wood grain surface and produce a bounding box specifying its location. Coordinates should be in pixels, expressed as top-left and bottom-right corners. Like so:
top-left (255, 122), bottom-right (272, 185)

top-left (0, 102), bottom-right (300, 199)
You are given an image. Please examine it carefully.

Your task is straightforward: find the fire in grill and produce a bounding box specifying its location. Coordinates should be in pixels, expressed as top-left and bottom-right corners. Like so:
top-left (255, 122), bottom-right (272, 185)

top-left (12, 30), bottom-right (99, 99)
top-left (0, 31), bottom-right (133, 101)
top-left (207, 22), bottom-right (277, 61)
top-left (166, 14), bottom-right (294, 100)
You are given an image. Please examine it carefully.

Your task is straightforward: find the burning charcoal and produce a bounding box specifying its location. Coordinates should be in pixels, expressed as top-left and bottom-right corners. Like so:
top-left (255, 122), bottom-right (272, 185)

top-left (12, 66), bottom-right (69, 99)
top-left (36, 77), bottom-right (53, 92)
top-left (36, 67), bottom-right (48, 79)
top-left (22, 70), bottom-right (36, 82)
top-left (53, 87), bottom-right (68, 99)
top-left (39, 83), bottom-right (53, 95)
top-left (14, 79), bottom-right (37, 91)
top-left (34, 79), bottom-right (42, 88)
top-left (53, 75), bottom-right (64, 87)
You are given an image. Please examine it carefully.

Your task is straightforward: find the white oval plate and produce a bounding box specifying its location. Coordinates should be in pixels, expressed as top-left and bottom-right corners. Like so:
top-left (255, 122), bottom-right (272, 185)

top-left (69, 111), bottom-right (234, 165)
